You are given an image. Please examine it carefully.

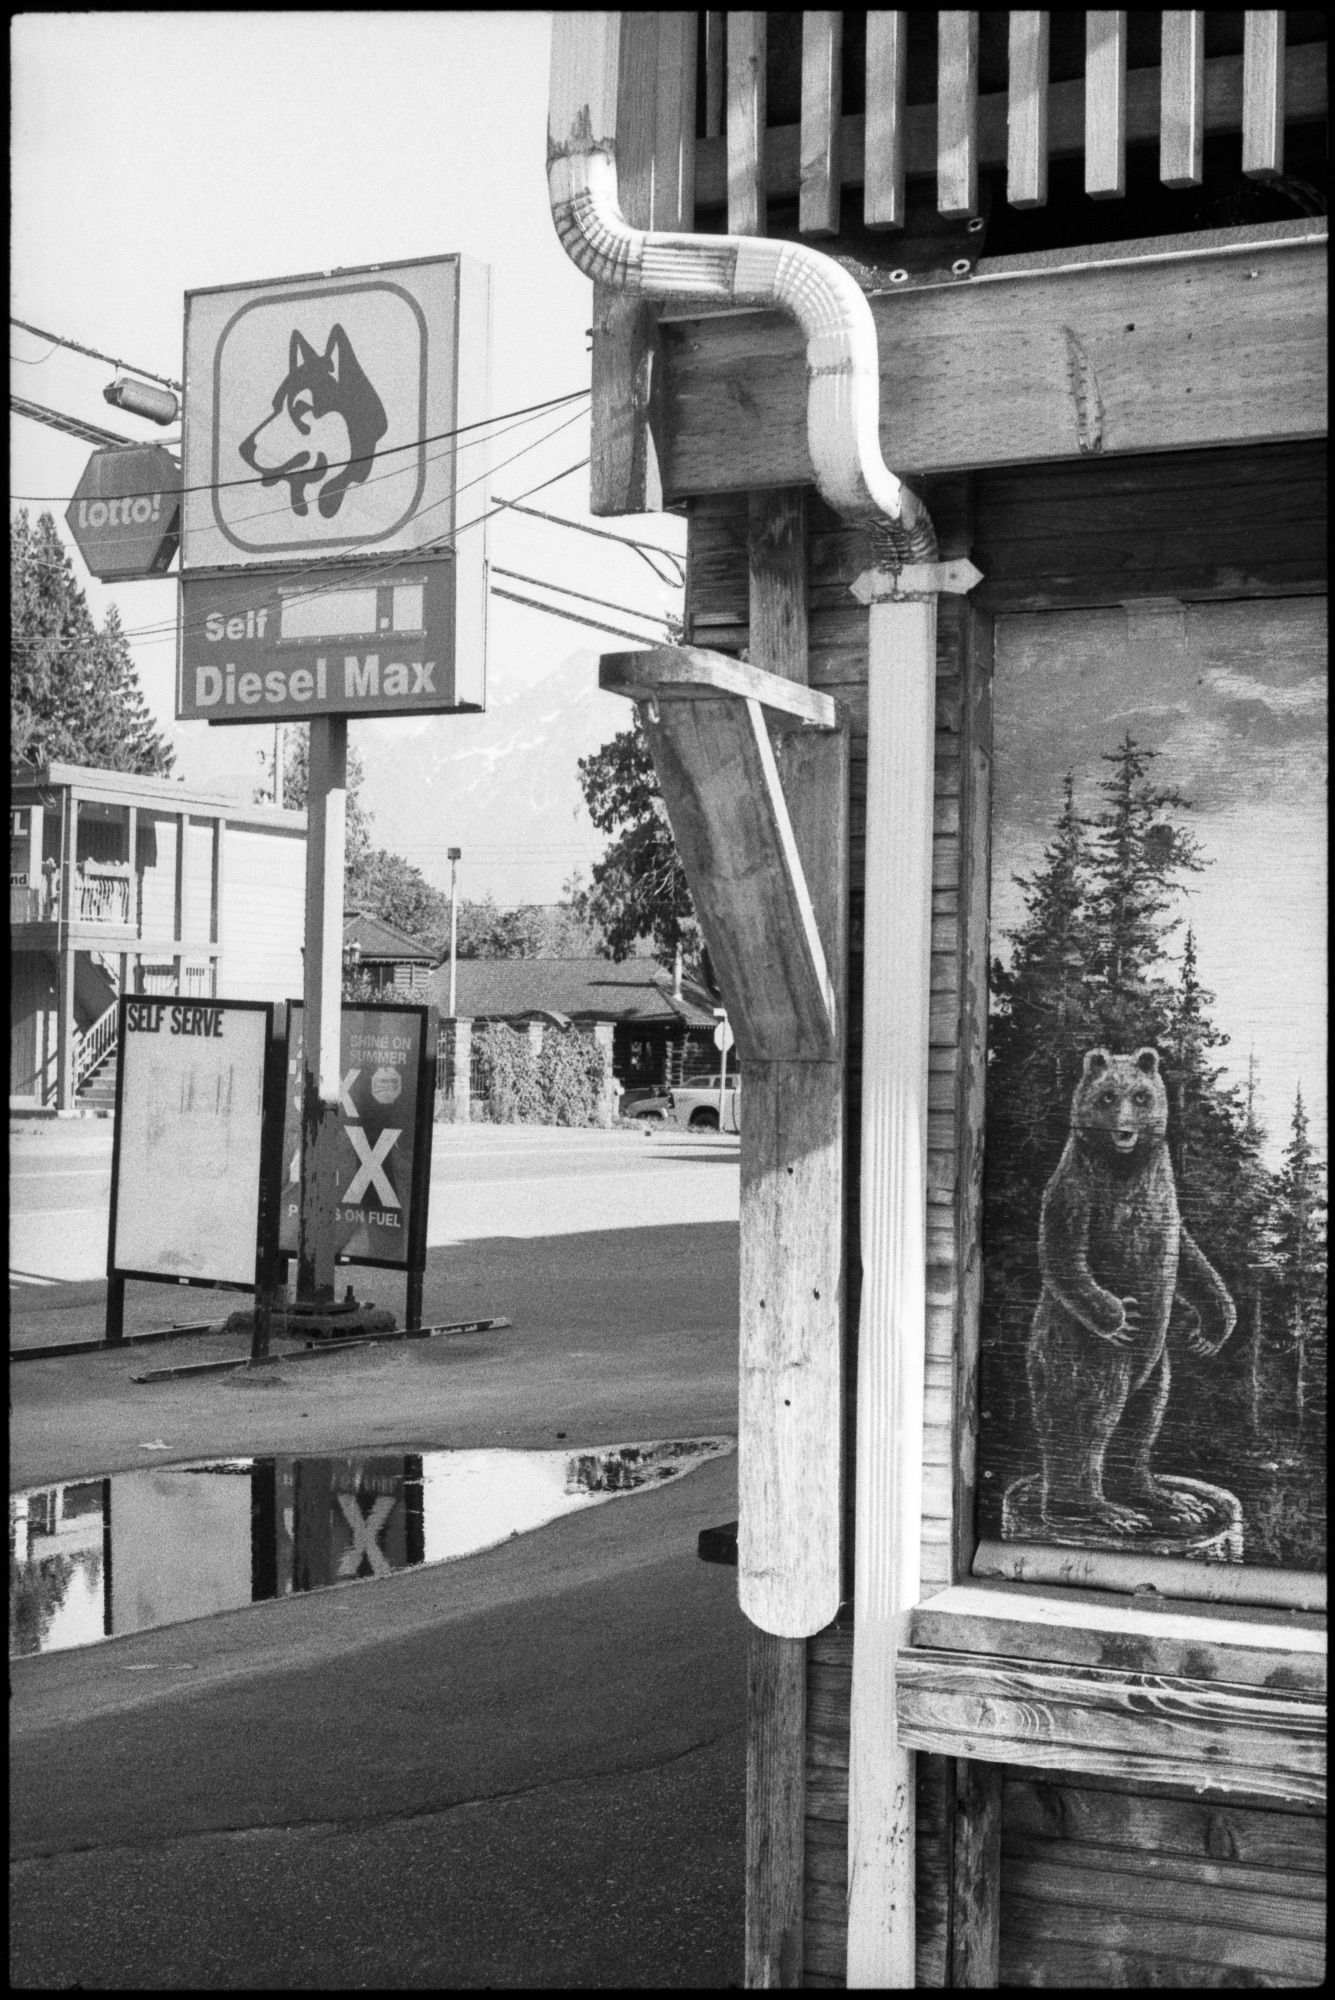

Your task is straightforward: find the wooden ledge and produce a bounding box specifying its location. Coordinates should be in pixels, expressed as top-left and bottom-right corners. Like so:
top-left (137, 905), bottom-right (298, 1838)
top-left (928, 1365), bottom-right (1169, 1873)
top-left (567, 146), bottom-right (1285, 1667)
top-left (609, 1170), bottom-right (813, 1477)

top-left (895, 1582), bottom-right (1326, 1811)
top-left (600, 646), bottom-right (839, 731)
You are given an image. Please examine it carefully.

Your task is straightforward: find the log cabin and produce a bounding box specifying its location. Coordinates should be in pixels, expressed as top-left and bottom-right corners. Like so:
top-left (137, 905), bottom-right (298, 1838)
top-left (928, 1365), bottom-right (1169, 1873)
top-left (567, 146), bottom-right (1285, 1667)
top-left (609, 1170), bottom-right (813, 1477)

top-left (546, 12), bottom-right (1326, 1987)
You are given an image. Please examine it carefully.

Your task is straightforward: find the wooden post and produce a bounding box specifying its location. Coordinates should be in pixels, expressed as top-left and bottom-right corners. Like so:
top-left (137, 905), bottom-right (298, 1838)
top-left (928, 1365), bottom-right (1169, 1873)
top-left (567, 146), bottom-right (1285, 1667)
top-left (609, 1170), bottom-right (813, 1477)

top-left (845, 557), bottom-right (982, 1987)
top-left (740, 489), bottom-right (844, 1989)
top-left (950, 1760), bottom-right (1003, 1987)
top-left (56, 790), bottom-right (77, 1111)
top-left (297, 715), bottom-right (347, 1306)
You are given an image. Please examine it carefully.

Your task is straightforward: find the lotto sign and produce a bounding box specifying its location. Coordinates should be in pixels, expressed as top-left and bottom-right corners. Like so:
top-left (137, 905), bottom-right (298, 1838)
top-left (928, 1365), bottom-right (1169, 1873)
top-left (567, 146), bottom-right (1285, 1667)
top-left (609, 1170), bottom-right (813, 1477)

top-left (279, 1003), bottom-right (433, 1270)
top-left (66, 445), bottom-right (181, 581)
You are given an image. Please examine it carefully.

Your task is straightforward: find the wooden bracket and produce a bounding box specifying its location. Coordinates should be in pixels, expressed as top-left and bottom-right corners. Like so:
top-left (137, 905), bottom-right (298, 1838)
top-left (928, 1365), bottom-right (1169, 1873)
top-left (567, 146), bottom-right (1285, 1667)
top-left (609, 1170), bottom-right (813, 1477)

top-left (600, 645), bottom-right (843, 1062)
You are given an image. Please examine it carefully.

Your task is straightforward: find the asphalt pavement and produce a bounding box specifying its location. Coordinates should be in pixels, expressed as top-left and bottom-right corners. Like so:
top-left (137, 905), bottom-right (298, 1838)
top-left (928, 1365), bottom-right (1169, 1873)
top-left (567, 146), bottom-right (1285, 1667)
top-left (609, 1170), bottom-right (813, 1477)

top-left (9, 1119), bottom-right (747, 1989)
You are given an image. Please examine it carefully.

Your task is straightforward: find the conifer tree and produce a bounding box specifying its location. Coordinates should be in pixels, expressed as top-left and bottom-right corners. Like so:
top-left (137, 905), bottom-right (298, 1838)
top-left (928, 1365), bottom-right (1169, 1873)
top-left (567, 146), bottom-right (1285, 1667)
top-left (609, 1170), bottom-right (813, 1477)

top-left (1267, 1088), bottom-right (1328, 1437)
top-left (11, 509), bottom-right (174, 775)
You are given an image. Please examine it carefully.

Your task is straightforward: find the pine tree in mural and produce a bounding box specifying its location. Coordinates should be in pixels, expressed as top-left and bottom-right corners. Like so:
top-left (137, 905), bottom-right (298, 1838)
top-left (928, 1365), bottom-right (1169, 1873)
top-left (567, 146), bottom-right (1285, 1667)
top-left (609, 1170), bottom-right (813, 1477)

top-left (1268, 1089), bottom-right (1328, 1442)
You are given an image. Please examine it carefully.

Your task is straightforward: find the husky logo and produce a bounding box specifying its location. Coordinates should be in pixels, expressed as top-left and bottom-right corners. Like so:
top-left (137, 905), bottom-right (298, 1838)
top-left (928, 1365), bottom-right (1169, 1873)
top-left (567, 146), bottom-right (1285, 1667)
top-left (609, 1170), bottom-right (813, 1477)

top-left (238, 324), bottom-right (388, 520)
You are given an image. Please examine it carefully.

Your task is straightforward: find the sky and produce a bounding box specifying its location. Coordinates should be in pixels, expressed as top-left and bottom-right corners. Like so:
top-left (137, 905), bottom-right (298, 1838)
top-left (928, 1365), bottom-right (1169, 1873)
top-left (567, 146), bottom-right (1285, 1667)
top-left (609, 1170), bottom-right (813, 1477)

top-left (991, 599), bottom-right (1328, 1167)
top-left (11, 11), bottom-right (685, 905)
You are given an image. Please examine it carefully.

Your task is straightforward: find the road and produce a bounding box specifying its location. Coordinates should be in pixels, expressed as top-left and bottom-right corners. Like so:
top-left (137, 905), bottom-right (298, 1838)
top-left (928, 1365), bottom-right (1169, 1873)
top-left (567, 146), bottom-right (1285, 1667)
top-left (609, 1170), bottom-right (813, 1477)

top-left (9, 1118), bottom-right (740, 1287)
top-left (10, 1120), bottom-right (747, 1988)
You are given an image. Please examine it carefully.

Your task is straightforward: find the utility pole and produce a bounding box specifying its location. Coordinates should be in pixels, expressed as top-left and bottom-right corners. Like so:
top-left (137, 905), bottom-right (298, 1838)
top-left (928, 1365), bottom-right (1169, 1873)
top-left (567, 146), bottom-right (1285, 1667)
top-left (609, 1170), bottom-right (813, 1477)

top-left (447, 846), bottom-right (462, 1017)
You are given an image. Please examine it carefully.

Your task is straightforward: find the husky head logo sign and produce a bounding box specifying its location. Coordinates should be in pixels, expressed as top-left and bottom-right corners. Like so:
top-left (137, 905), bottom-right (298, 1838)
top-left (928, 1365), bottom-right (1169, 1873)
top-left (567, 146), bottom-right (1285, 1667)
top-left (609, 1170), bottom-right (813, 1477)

top-left (238, 324), bottom-right (389, 521)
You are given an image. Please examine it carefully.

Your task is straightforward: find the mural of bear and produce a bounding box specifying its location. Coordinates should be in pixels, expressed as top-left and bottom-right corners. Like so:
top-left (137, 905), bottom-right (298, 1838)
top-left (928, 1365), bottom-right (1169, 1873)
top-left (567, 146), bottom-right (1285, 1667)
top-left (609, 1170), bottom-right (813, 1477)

top-left (1025, 1047), bottom-right (1236, 1535)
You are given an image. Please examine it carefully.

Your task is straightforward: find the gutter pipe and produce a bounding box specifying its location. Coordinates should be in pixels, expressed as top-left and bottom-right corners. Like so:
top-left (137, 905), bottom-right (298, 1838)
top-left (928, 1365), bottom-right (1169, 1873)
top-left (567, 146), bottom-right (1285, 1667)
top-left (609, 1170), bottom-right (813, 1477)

top-left (546, 13), bottom-right (935, 553)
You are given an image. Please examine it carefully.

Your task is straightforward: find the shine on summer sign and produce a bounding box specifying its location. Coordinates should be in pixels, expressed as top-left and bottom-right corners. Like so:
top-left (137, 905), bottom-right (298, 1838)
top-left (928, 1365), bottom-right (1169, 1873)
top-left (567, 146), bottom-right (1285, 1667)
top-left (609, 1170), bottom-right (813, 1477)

top-left (177, 254), bottom-right (490, 723)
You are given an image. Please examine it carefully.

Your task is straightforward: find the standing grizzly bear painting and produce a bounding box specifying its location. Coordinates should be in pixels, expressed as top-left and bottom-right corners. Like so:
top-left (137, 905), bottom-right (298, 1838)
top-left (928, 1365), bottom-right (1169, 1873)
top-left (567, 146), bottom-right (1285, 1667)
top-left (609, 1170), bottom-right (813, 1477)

top-left (1025, 1048), bottom-right (1237, 1535)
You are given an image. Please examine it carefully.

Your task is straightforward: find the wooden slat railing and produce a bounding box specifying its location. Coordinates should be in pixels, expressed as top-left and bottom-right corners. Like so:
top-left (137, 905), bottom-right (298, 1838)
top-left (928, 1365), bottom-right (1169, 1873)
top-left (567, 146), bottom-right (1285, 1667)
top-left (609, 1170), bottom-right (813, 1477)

top-left (74, 1001), bottom-right (118, 1088)
top-left (1084, 11), bottom-right (1127, 198)
top-left (864, 10), bottom-right (908, 227)
top-left (937, 11), bottom-right (979, 218)
top-left (1242, 8), bottom-right (1285, 180)
top-left (1160, 10), bottom-right (1205, 189)
top-left (692, 11), bottom-right (1318, 233)
top-left (1007, 11), bottom-right (1050, 208)
top-left (799, 11), bottom-right (843, 236)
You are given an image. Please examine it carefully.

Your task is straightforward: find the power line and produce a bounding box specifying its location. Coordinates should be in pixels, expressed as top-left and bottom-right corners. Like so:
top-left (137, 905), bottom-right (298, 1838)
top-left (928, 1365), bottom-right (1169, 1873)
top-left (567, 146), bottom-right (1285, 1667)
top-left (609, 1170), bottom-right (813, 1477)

top-left (10, 395), bottom-right (138, 448)
top-left (495, 497), bottom-right (685, 584)
top-left (490, 565), bottom-right (677, 632)
top-left (490, 585), bottom-right (663, 648)
top-left (11, 313), bottom-right (182, 390)
top-left (9, 386), bottom-right (590, 505)
top-left (14, 453), bottom-right (595, 658)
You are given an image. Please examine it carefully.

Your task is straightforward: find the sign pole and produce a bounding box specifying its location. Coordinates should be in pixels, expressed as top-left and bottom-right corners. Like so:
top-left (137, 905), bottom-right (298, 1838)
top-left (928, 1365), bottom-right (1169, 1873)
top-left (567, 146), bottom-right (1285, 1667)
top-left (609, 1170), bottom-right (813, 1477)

top-left (297, 716), bottom-right (347, 1307)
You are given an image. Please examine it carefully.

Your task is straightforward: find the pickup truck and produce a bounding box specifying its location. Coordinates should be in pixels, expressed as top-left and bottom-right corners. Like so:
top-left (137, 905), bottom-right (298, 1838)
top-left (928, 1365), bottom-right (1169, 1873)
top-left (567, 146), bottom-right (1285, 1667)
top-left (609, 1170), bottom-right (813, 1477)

top-left (667, 1072), bottom-right (741, 1133)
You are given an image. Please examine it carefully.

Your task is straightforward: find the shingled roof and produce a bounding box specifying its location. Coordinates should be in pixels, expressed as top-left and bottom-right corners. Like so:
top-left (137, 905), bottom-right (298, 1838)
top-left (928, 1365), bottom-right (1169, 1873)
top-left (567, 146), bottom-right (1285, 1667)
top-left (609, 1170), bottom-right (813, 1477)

top-left (428, 956), bottom-right (717, 1029)
top-left (343, 911), bottom-right (440, 965)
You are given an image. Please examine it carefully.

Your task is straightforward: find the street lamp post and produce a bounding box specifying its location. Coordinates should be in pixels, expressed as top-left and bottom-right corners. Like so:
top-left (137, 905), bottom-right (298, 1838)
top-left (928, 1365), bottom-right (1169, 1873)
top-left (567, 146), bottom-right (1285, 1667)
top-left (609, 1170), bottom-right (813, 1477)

top-left (448, 847), bottom-right (462, 1017)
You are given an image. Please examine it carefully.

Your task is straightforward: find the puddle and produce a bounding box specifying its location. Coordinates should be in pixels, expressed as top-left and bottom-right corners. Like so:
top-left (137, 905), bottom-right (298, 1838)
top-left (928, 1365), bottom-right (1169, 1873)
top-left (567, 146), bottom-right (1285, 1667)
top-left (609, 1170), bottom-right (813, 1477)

top-left (9, 1438), bottom-right (733, 1659)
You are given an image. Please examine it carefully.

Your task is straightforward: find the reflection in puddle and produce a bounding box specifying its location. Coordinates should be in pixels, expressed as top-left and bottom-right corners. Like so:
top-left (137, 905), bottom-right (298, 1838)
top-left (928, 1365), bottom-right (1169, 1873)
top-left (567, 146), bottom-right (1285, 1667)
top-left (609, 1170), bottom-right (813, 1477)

top-left (9, 1438), bottom-right (733, 1659)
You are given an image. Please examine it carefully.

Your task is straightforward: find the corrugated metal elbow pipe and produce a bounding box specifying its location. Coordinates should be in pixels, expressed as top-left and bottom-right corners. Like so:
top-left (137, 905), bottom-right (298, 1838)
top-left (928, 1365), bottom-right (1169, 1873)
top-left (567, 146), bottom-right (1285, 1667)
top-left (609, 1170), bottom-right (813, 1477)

top-left (547, 13), bottom-right (934, 549)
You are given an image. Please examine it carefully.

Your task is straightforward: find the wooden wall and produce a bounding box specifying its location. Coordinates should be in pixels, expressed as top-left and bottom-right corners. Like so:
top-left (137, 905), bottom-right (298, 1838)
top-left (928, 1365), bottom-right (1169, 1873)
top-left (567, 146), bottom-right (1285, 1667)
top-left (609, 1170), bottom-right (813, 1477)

top-left (686, 440), bottom-right (1326, 1986)
top-left (998, 1767), bottom-right (1326, 1986)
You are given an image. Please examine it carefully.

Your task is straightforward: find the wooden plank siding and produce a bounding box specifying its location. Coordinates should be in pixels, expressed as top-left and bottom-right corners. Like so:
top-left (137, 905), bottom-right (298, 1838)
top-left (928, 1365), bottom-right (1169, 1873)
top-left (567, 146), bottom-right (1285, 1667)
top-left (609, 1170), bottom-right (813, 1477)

top-left (998, 1767), bottom-right (1326, 1986)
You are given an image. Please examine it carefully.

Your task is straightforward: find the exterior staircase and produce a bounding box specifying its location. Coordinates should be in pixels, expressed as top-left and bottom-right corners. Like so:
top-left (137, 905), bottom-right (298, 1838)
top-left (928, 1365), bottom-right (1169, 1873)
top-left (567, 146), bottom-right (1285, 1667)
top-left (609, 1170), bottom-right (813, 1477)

top-left (75, 1044), bottom-right (119, 1113)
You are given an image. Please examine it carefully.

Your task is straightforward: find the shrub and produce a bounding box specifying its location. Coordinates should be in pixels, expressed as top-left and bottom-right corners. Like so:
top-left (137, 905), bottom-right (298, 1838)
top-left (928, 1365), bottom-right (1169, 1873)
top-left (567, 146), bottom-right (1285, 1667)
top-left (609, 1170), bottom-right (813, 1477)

top-left (472, 1022), bottom-right (607, 1126)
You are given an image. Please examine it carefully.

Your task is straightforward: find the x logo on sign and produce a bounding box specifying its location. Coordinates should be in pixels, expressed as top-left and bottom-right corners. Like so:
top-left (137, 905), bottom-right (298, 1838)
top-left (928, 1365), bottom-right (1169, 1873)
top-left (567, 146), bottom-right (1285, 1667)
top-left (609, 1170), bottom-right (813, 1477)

top-left (335, 1493), bottom-right (396, 1577)
top-left (343, 1125), bottom-right (401, 1207)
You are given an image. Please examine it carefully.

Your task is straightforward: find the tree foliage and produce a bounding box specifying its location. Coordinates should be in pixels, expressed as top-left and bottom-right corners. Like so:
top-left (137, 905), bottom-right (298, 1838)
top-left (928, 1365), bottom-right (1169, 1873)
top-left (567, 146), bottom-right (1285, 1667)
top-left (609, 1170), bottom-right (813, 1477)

top-left (11, 509), bottom-right (175, 775)
top-left (577, 723), bottom-right (698, 964)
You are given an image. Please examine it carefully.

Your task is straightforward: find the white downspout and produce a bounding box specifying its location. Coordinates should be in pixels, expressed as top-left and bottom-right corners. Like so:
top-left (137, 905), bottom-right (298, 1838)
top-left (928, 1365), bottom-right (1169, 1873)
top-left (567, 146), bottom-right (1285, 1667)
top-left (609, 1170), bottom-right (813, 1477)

top-left (548, 18), bottom-right (976, 1987)
top-left (547, 12), bottom-right (936, 551)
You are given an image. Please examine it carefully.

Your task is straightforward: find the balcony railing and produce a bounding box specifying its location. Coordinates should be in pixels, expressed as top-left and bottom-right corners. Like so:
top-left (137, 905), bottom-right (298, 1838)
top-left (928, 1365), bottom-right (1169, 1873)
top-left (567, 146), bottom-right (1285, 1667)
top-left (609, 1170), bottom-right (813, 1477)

top-left (617, 12), bottom-right (1323, 240)
top-left (74, 871), bottom-right (132, 926)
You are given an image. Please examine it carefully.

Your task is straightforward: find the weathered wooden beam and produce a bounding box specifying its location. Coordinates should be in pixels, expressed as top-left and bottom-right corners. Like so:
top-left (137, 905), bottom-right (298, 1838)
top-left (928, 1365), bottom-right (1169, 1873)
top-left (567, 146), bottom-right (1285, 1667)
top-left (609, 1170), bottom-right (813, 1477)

top-left (1242, 9), bottom-right (1286, 180)
top-left (703, 10), bottom-right (725, 140)
top-left (656, 223), bottom-right (1327, 494)
top-left (733, 490), bottom-right (844, 1974)
top-left (600, 644), bottom-right (836, 728)
top-left (598, 650), bottom-right (838, 1064)
top-left (1160, 11), bottom-right (1205, 189)
top-left (589, 291), bottom-right (665, 518)
top-left (726, 10), bottom-right (766, 236)
top-left (864, 11), bottom-right (908, 229)
top-left (691, 42), bottom-right (1328, 207)
top-left (1007, 12), bottom-right (1050, 210)
top-left (1084, 12), bottom-right (1127, 199)
top-left (747, 1626), bottom-right (807, 1986)
top-left (589, 10), bottom-right (695, 517)
top-left (799, 11), bottom-right (842, 237)
top-left (896, 1648), bottom-right (1327, 1810)
top-left (950, 1761), bottom-right (1003, 1988)
top-left (909, 1582), bottom-right (1327, 1692)
top-left (938, 11), bottom-right (980, 218)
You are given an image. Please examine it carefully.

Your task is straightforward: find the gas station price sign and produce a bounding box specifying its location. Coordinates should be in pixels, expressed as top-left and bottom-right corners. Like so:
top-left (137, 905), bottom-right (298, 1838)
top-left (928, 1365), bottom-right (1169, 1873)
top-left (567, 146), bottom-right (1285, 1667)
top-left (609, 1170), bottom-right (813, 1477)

top-left (279, 1002), bottom-right (434, 1270)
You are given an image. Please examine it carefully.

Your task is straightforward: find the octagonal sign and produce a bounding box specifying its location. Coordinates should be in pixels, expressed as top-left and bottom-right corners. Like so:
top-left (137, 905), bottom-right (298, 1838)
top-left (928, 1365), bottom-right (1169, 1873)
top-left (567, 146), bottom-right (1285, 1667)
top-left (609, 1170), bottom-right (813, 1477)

top-left (66, 445), bottom-right (182, 581)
